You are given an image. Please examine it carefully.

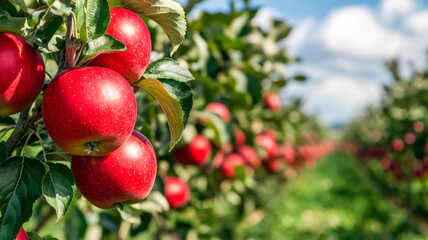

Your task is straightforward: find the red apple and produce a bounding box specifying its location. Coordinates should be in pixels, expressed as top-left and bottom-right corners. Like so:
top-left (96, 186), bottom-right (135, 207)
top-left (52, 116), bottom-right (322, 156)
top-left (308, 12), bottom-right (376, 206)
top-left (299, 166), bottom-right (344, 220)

top-left (164, 177), bottom-right (190, 209)
top-left (391, 139), bottom-right (404, 152)
top-left (205, 102), bottom-right (231, 123)
top-left (282, 144), bottom-right (296, 164)
top-left (172, 134), bottom-right (211, 165)
top-left (15, 228), bottom-right (28, 240)
top-left (404, 133), bottom-right (415, 145)
top-left (235, 130), bottom-right (246, 145)
top-left (263, 93), bottom-right (281, 111)
top-left (0, 32), bottom-right (45, 116)
top-left (71, 130), bottom-right (156, 209)
top-left (89, 8), bottom-right (151, 83)
top-left (413, 121), bottom-right (424, 133)
top-left (236, 145), bottom-right (261, 168)
top-left (221, 153), bottom-right (246, 178)
top-left (43, 66), bottom-right (137, 156)
top-left (266, 158), bottom-right (283, 172)
top-left (212, 150), bottom-right (225, 167)
top-left (255, 132), bottom-right (279, 159)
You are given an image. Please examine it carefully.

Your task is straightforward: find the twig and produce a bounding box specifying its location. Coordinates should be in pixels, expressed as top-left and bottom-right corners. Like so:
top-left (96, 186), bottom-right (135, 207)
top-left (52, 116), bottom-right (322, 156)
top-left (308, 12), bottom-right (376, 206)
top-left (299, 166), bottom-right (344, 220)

top-left (5, 105), bottom-right (42, 156)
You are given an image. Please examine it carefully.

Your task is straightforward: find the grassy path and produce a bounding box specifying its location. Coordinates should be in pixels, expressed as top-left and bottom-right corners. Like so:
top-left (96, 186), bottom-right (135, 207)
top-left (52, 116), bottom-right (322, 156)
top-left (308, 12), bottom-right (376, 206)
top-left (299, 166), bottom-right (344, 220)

top-left (246, 152), bottom-right (428, 240)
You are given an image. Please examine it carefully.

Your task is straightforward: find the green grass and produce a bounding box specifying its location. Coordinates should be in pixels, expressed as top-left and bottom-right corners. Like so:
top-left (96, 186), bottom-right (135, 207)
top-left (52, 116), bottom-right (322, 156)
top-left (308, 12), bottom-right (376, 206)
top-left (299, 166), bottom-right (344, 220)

top-left (244, 152), bottom-right (428, 240)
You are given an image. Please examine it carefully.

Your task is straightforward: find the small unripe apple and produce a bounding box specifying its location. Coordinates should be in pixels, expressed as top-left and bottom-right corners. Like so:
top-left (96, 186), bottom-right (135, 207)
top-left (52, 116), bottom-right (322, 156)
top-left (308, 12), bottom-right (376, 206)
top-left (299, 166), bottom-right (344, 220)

top-left (164, 177), bottom-right (190, 209)
top-left (221, 153), bottom-right (246, 178)
top-left (89, 8), bottom-right (151, 83)
top-left (391, 139), bottom-right (404, 152)
top-left (263, 93), bottom-right (281, 111)
top-left (236, 145), bottom-right (261, 168)
top-left (43, 67), bottom-right (137, 156)
top-left (15, 228), bottom-right (28, 240)
top-left (235, 130), bottom-right (246, 145)
top-left (172, 134), bottom-right (211, 165)
top-left (0, 32), bottom-right (45, 116)
top-left (71, 131), bottom-right (156, 209)
top-left (255, 132), bottom-right (279, 159)
top-left (206, 102), bottom-right (231, 123)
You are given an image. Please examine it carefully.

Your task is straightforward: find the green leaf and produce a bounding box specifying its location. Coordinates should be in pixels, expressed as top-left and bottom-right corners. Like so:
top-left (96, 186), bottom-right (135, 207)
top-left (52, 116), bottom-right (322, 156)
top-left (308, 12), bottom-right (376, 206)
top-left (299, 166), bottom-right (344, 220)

top-left (37, 34), bottom-right (65, 53)
top-left (27, 232), bottom-right (58, 240)
top-left (160, 79), bottom-right (193, 128)
top-left (120, 0), bottom-right (186, 55)
top-left (32, 12), bottom-right (64, 49)
top-left (64, 207), bottom-right (87, 240)
top-left (0, 10), bottom-right (26, 35)
top-left (143, 58), bottom-right (194, 82)
top-left (0, 0), bottom-right (18, 17)
top-left (294, 75), bottom-right (306, 81)
top-left (0, 157), bottom-right (45, 240)
top-left (138, 123), bottom-right (153, 144)
top-left (46, 0), bottom-right (72, 16)
top-left (0, 142), bottom-right (5, 164)
top-left (134, 78), bottom-right (193, 150)
top-left (9, 0), bottom-right (27, 13)
top-left (131, 191), bottom-right (169, 213)
top-left (86, 0), bottom-right (110, 40)
top-left (42, 162), bottom-right (75, 222)
top-left (76, 0), bottom-right (110, 42)
top-left (80, 34), bottom-right (127, 64)
top-left (199, 111), bottom-right (230, 147)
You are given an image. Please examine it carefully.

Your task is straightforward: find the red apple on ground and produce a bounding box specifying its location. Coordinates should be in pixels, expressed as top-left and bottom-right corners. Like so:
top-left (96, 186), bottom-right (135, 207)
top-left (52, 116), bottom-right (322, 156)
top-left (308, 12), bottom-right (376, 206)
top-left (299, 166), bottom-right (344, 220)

top-left (15, 228), bottom-right (28, 240)
top-left (235, 130), bottom-right (246, 145)
top-left (89, 8), bottom-right (151, 83)
top-left (255, 132), bottom-right (279, 159)
top-left (391, 139), bottom-right (404, 152)
top-left (71, 131), bottom-right (156, 209)
top-left (236, 145), bottom-right (261, 168)
top-left (172, 134), bottom-right (211, 165)
top-left (263, 93), bottom-right (281, 111)
top-left (205, 102), bottom-right (231, 123)
top-left (0, 32), bottom-right (45, 116)
top-left (221, 153), bottom-right (246, 178)
top-left (43, 67), bottom-right (137, 156)
top-left (164, 177), bottom-right (190, 209)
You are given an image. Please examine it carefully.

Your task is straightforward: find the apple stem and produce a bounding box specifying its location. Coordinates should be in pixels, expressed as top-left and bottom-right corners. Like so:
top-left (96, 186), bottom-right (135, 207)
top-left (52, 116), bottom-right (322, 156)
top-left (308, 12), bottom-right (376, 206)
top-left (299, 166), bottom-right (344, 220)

top-left (64, 14), bottom-right (80, 69)
top-left (85, 142), bottom-right (100, 154)
top-left (114, 202), bottom-right (126, 211)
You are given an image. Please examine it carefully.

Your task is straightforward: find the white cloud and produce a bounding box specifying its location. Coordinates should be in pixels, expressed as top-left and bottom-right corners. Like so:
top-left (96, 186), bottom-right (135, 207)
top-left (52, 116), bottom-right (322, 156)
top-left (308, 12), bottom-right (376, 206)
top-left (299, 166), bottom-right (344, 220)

top-left (381, 0), bottom-right (416, 23)
top-left (281, 0), bottom-right (428, 127)
top-left (320, 6), bottom-right (404, 59)
top-left (403, 10), bottom-right (428, 32)
top-left (253, 7), bottom-right (285, 32)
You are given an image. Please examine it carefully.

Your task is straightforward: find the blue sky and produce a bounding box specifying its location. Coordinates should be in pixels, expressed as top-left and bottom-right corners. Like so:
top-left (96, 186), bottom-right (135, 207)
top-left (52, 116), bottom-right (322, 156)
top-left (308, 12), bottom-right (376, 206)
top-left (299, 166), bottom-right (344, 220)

top-left (185, 0), bottom-right (378, 19)
top-left (179, 0), bottom-right (428, 127)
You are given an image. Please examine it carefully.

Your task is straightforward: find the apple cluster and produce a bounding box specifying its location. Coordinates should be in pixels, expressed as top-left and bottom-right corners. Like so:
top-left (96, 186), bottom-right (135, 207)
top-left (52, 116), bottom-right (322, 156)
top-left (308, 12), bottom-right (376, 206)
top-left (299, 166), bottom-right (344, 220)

top-left (171, 101), bottom-right (334, 181)
top-left (1, 8), bottom-right (158, 210)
